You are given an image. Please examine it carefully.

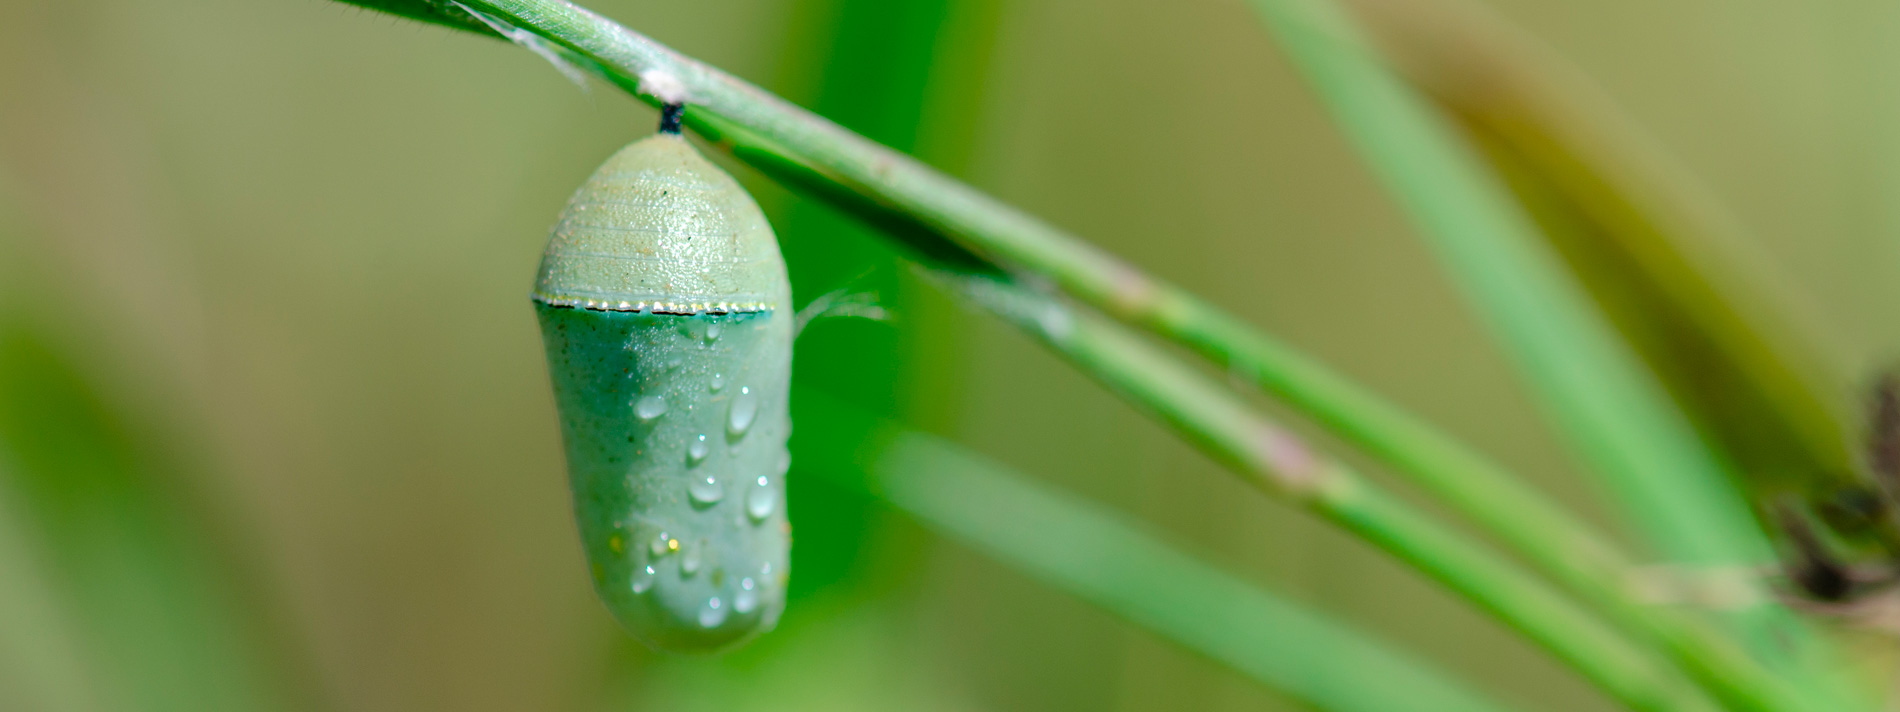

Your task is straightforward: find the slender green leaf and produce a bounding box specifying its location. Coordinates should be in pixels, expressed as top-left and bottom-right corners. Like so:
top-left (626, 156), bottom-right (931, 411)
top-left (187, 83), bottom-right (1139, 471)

top-left (0, 455), bottom-right (102, 712)
top-left (1240, 0), bottom-right (1756, 571)
top-left (1352, 0), bottom-right (1871, 547)
top-left (939, 271), bottom-right (1766, 712)
top-left (1235, 0), bottom-right (1859, 707)
top-left (0, 322), bottom-right (311, 712)
top-left (0, 179), bottom-right (312, 712)
top-left (769, 0), bottom-right (999, 600)
top-left (795, 390), bottom-right (1524, 712)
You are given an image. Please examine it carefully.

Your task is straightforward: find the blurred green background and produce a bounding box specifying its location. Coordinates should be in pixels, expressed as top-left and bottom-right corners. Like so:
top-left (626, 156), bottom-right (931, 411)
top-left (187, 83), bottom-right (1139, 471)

top-left (4, 0), bottom-right (1900, 710)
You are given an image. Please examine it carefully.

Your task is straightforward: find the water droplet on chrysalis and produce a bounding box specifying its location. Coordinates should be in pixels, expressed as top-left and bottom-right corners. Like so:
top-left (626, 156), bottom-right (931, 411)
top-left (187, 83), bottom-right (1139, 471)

top-left (728, 387), bottom-right (758, 437)
top-left (699, 597), bottom-right (726, 628)
top-left (710, 373), bottom-right (725, 392)
top-left (734, 586), bottom-right (759, 614)
top-left (632, 565), bottom-right (656, 594)
top-left (634, 395), bottom-right (667, 421)
top-left (746, 483), bottom-right (776, 522)
top-left (681, 546), bottom-right (702, 576)
top-left (687, 435), bottom-right (710, 466)
top-left (689, 474), bottom-right (723, 505)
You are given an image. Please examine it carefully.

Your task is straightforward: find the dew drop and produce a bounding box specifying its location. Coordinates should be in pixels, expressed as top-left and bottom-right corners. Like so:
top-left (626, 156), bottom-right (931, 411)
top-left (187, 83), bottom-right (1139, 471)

top-left (709, 373), bottom-right (726, 392)
top-left (734, 587), bottom-right (759, 614)
top-left (741, 577), bottom-right (755, 591)
top-left (728, 387), bottom-right (758, 437)
top-left (706, 323), bottom-right (722, 342)
top-left (774, 451), bottom-right (791, 476)
top-left (689, 474), bottom-right (723, 505)
top-left (631, 565), bottom-right (656, 594)
top-left (680, 546), bottom-right (702, 576)
top-left (746, 483), bottom-right (776, 522)
top-left (699, 598), bottom-right (727, 628)
top-left (687, 435), bottom-right (710, 466)
top-left (634, 395), bottom-right (667, 422)
top-left (665, 357), bottom-right (684, 372)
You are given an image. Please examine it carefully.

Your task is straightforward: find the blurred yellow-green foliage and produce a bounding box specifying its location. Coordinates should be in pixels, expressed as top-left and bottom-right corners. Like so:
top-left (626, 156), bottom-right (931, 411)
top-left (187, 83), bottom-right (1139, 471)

top-left (4, 0), bottom-right (1900, 710)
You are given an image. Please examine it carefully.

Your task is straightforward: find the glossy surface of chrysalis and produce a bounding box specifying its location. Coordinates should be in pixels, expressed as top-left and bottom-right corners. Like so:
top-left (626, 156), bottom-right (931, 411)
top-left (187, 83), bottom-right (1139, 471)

top-left (533, 130), bottom-right (791, 652)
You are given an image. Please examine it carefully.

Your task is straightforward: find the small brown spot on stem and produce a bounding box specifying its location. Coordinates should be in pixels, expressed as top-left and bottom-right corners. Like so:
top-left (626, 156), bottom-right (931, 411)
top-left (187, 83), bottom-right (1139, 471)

top-left (1250, 424), bottom-right (1324, 493)
top-left (1105, 261), bottom-right (1160, 315)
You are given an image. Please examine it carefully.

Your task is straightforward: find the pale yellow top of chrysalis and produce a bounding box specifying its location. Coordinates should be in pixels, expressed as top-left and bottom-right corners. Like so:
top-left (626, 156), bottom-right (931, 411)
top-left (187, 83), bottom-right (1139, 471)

top-left (533, 134), bottom-right (788, 315)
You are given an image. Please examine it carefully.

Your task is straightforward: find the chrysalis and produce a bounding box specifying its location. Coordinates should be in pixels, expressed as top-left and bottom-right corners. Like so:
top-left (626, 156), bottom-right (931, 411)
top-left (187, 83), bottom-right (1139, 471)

top-left (533, 106), bottom-right (791, 652)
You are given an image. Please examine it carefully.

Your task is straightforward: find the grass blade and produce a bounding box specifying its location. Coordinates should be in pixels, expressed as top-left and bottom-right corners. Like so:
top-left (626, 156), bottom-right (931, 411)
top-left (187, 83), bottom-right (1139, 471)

top-left (924, 272), bottom-right (1720, 712)
top-left (766, 0), bottom-right (1002, 600)
top-left (0, 186), bottom-right (314, 712)
top-left (1349, 0), bottom-right (1871, 551)
top-left (0, 321), bottom-right (313, 712)
top-left (795, 390), bottom-right (1526, 712)
top-left (0, 456), bottom-right (102, 712)
top-left (1233, 0), bottom-right (1861, 706)
top-left (1238, 0), bottom-right (1757, 570)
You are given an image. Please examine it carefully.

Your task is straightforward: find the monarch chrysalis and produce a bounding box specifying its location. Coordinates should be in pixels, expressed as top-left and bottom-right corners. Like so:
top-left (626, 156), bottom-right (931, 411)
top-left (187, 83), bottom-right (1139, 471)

top-left (533, 106), bottom-right (791, 652)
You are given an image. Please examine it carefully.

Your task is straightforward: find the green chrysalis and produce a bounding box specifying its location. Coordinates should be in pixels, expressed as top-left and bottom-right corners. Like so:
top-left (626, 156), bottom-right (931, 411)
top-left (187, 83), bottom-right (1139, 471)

top-left (533, 113), bottom-right (791, 653)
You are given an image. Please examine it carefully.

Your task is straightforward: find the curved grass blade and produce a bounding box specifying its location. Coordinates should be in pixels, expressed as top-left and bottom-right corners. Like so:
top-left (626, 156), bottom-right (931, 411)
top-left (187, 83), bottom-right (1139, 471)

top-left (0, 185), bottom-right (316, 712)
top-left (1238, 0), bottom-right (1760, 572)
top-left (795, 389), bottom-right (1525, 712)
top-left (0, 456), bottom-right (102, 712)
top-left (765, 0), bottom-right (1001, 601)
top-left (1348, 0), bottom-right (1875, 553)
top-left (924, 272), bottom-right (1721, 712)
top-left (0, 322), bottom-right (315, 712)
top-left (1234, 0), bottom-right (1865, 707)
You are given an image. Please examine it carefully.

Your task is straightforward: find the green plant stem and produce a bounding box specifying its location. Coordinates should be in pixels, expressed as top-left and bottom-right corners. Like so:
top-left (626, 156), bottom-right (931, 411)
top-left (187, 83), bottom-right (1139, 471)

top-left (796, 389), bottom-right (1526, 712)
top-left (931, 272), bottom-right (1713, 712)
top-left (1349, 0), bottom-right (1861, 516)
top-left (1237, 0), bottom-right (1761, 570)
top-left (336, 1), bottom-right (1824, 707)
top-left (693, 60), bottom-right (1812, 712)
top-left (1233, 0), bottom-right (1858, 708)
top-left (0, 322), bottom-right (310, 712)
top-left (750, 119), bottom-right (1799, 708)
